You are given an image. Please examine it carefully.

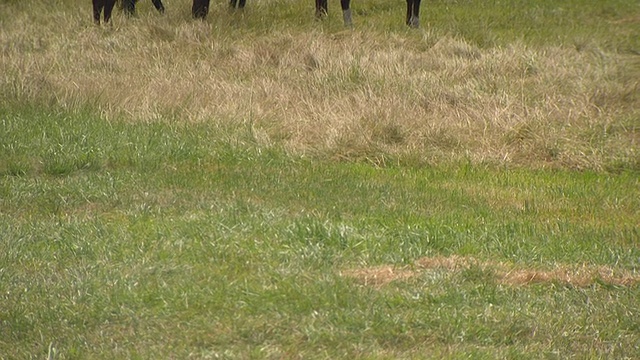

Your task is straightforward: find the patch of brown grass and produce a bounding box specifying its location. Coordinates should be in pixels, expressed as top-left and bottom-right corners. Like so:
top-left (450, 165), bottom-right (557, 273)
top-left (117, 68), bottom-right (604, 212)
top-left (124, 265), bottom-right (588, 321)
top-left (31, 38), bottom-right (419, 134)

top-left (499, 265), bottom-right (640, 287)
top-left (342, 255), bottom-right (640, 288)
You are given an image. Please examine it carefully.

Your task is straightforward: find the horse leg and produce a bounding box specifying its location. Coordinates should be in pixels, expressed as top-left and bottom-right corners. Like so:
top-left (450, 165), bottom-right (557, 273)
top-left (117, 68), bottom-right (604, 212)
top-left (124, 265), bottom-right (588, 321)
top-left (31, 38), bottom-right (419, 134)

top-left (230, 0), bottom-right (246, 10)
top-left (341, 0), bottom-right (352, 27)
top-left (151, 0), bottom-right (165, 13)
top-left (103, 0), bottom-right (117, 23)
top-left (92, 0), bottom-right (104, 24)
top-left (316, 0), bottom-right (328, 19)
top-left (405, 0), bottom-right (411, 26)
top-left (413, 0), bottom-right (422, 27)
top-left (122, 0), bottom-right (136, 16)
top-left (406, 0), bottom-right (421, 28)
top-left (192, 0), bottom-right (210, 19)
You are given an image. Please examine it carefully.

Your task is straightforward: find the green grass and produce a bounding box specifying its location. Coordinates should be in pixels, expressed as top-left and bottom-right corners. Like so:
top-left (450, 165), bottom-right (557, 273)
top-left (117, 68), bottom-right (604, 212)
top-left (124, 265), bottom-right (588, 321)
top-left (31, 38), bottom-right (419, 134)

top-left (1, 0), bottom-right (639, 358)
top-left (1, 106), bottom-right (639, 358)
top-left (423, 0), bottom-right (640, 51)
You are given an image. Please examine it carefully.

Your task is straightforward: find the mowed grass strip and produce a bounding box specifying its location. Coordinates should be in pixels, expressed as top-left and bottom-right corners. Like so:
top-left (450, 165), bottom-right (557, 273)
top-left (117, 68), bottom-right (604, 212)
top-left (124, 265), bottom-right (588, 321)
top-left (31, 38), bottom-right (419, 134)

top-left (1, 108), bottom-right (638, 358)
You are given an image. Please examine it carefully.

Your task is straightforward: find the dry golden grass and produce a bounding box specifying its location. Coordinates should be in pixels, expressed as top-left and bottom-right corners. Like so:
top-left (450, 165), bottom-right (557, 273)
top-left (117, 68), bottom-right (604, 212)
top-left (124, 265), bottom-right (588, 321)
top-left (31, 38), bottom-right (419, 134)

top-left (1, 0), bottom-right (638, 170)
top-left (341, 255), bottom-right (640, 288)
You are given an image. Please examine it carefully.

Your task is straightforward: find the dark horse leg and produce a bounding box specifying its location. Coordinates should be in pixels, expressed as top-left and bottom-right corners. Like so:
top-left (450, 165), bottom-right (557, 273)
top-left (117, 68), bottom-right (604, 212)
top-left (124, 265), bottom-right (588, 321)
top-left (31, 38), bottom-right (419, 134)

top-left (151, 0), bottom-right (165, 13)
top-left (192, 0), bottom-right (210, 19)
top-left (229, 0), bottom-right (247, 10)
top-left (122, 0), bottom-right (165, 16)
top-left (406, 0), bottom-right (421, 28)
top-left (122, 0), bottom-right (136, 16)
top-left (92, 0), bottom-right (104, 24)
top-left (315, 0), bottom-right (352, 27)
top-left (341, 0), bottom-right (352, 26)
top-left (93, 0), bottom-right (117, 24)
top-left (315, 0), bottom-right (328, 18)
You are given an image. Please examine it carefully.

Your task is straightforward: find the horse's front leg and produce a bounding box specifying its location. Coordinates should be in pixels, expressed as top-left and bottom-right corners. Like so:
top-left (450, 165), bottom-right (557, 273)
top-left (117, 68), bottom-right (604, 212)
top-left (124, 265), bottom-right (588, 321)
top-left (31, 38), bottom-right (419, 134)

top-left (316, 0), bottom-right (328, 19)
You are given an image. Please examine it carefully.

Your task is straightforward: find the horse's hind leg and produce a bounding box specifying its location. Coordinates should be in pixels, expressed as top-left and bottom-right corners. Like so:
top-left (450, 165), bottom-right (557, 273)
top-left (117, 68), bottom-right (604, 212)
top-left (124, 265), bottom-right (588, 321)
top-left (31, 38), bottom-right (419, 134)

top-left (192, 0), bottom-right (210, 19)
top-left (229, 0), bottom-right (244, 10)
top-left (103, 0), bottom-right (117, 23)
top-left (122, 0), bottom-right (136, 16)
top-left (406, 0), bottom-right (421, 28)
top-left (316, 0), bottom-right (328, 19)
top-left (152, 0), bottom-right (165, 13)
top-left (341, 0), bottom-right (352, 27)
top-left (92, 0), bottom-right (104, 24)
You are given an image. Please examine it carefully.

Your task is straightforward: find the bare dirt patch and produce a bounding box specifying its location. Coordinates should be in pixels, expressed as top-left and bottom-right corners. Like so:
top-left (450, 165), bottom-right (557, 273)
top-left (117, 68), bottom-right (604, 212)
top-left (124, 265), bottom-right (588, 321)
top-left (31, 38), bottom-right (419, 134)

top-left (341, 255), bottom-right (640, 288)
top-left (611, 16), bottom-right (640, 25)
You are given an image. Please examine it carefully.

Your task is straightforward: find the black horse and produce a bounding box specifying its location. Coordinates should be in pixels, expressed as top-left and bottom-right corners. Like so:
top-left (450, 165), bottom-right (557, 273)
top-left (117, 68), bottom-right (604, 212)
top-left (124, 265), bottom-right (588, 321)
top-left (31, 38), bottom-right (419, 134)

top-left (93, 0), bottom-right (165, 24)
top-left (315, 0), bottom-right (422, 27)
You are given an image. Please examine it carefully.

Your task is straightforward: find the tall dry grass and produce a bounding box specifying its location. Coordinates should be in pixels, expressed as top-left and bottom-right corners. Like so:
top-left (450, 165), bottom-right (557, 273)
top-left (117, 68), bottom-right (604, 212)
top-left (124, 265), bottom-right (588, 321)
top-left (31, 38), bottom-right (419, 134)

top-left (1, 0), bottom-right (638, 170)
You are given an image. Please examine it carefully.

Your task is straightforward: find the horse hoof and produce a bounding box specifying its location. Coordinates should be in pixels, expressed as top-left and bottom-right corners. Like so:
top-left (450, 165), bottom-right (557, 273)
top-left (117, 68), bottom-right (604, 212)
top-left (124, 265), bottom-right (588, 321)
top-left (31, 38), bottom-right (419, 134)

top-left (409, 16), bottom-right (420, 28)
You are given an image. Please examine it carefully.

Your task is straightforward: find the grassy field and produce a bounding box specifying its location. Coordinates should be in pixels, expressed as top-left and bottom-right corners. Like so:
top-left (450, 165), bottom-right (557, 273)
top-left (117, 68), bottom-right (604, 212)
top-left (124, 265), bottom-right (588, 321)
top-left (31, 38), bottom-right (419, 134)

top-left (1, 0), bottom-right (639, 358)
